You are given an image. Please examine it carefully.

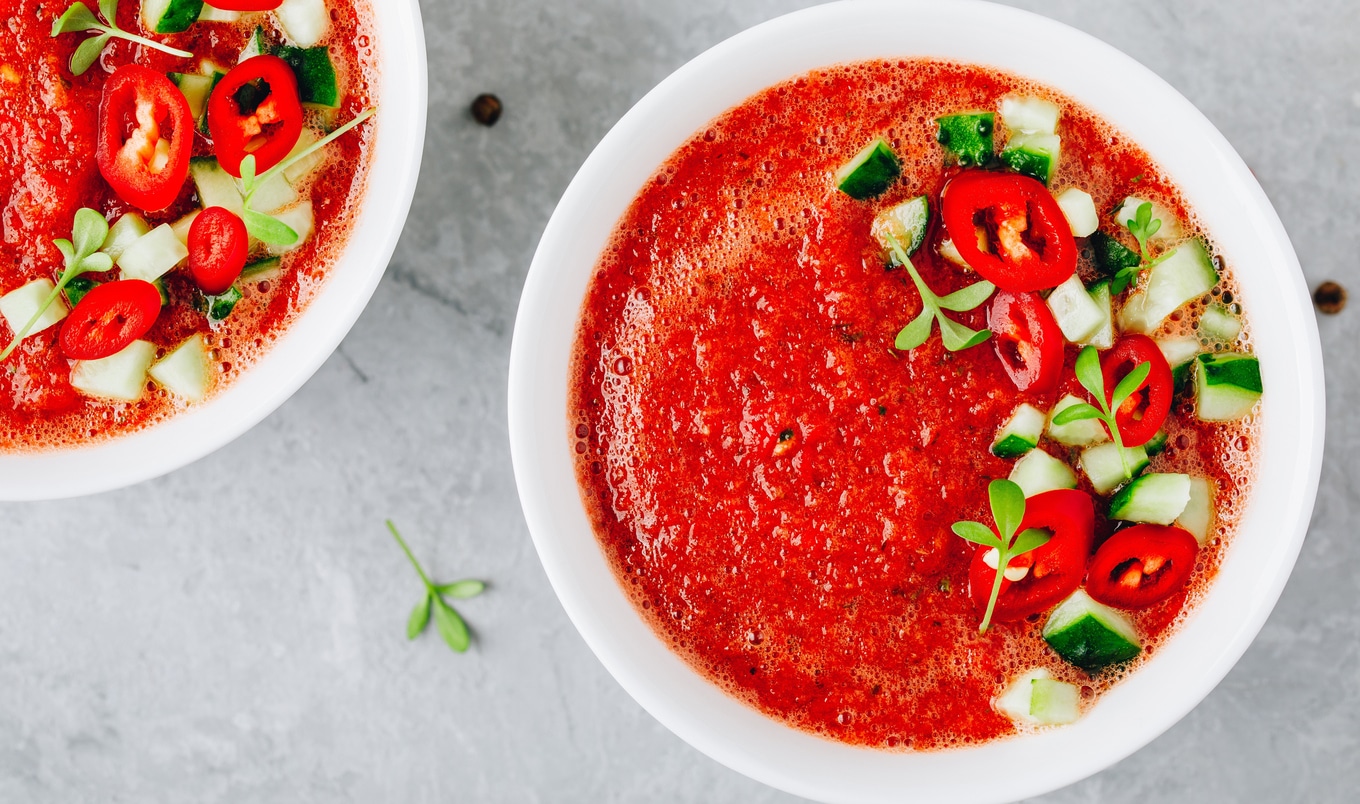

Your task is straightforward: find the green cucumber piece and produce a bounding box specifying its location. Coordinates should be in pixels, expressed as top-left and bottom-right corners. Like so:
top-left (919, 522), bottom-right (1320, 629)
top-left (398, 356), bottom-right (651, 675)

top-left (100, 212), bottom-right (151, 263)
top-left (1043, 589), bottom-right (1141, 672)
top-left (1090, 231), bottom-right (1140, 278)
top-left (201, 285), bottom-right (244, 322)
top-left (141, 0), bottom-right (204, 34)
top-left (1081, 280), bottom-right (1114, 349)
top-left (1079, 442), bottom-right (1149, 495)
top-left (1046, 394), bottom-right (1108, 447)
top-left (0, 278), bottom-right (68, 337)
top-left (1009, 449), bottom-right (1077, 498)
top-left (1108, 473), bottom-right (1191, 524)
top-left (1177, 477), bottom-right (1213, 545)
top-left (240, 26), bottom-right (270, 62)
top-left (1001, 131), bottom-right (1060, 184)
top-left (936, 112), bottom-right (993, 167)
top-left (1029, 678), bottom-right (1081, 725)
top-left (197, 71), bottom-right (226, 134)
top-left (190, 157), bottom-right (245, 216)
top-left (871, 196), bottom-right (930, 257)
top-left (1055, 187), bottom-right (1097, 237)
top-left (64, 277), bottom-right (99, 308)
top-left (1199, 304), bottom-right (1242, 342)
top-left (1158, 334), bottom-right (1201, 395)
top-left (117, 224), bottom-right (188, 282)
top-left (999, 96), bottom-right (1059, 135)
top-left (835, 139), bottom-right (900, 200)
top-left (149, 334), bottom-right (211, 401)
top-left (277, 0), bottom-right (329, 48)
top-left (170, 72), bottom-right (214, 120)
top-left (170, 210), bottom-right (200, 246)
top-left (276, 45), bottom-right (340, 108)
top-left (1143, 430), bottom-right (1169, 456)
top-left (241, 256), bottom-right (282, 281)
top-left (1117, 240), bottom-right (1219, 334)
top-left (995, 667), bottom-right (1051, 724)
top-left (1046, 274), bottom-right (1104, 344)
top-left (70, 340), bottom-right (157, 402)
top-left (1195, 352), bottom-right (1262, 421)
top-left (991, 403), bottom-right (1046, 458)
top-left (1115, 197), bottom-right (1181, 243)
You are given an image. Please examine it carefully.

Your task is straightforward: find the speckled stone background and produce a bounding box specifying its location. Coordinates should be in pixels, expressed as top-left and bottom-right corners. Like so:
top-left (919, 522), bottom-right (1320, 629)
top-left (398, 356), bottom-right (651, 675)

top-left (0, 0), bottom-right (1352, 801)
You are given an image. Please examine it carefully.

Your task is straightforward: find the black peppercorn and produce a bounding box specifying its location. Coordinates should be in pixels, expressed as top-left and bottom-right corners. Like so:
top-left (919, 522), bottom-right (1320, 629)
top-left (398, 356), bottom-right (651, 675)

top-left (1314, 281), bottom-right (1346, 314)
top-left (471, 93), bottom-right (502, 126)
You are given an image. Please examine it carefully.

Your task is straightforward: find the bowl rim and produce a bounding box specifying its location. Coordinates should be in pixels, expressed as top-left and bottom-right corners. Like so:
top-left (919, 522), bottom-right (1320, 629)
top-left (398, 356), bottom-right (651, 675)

top-left (0, 0), bottom-right (428, 501)
top-left (508, 1), bottom-right (1325, 802)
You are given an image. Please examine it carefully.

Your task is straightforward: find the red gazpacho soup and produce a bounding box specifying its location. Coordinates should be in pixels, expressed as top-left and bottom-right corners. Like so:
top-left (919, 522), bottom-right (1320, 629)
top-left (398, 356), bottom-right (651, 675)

top-left (0, 0), bottom-right (377, 449)
top-left (570, 59), bottom-right (1261, 749)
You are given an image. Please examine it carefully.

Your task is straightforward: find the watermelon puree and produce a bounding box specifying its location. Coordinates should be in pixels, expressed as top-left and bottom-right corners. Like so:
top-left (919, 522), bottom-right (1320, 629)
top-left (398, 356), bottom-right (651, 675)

top-left (570, 59), bottom-right (1260, 749)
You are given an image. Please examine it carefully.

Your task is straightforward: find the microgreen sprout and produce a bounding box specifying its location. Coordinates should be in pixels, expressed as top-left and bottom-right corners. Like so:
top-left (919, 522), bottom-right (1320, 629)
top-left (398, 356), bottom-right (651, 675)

top-left (387, 520), bottom-right (485, 653)
top-left (950, 479), bottom-right (1051, 632)
top-left (1108, 202), bottom-right (1169, 294)
top-left (1050, 345), bottom-right (1152, 479)
top-left (50, 0), bottom-right (192, 76)
top-left (238, 107), bottom-right (377, 245)
top-left (0, 208), bottom-right (111, 362)
top-left (883, 232), bottom-right (995, 352)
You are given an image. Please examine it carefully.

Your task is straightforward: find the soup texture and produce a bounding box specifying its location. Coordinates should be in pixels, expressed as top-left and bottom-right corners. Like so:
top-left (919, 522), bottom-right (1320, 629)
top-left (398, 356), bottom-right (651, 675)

top-left (570, 59), bottom-right (1259, 749)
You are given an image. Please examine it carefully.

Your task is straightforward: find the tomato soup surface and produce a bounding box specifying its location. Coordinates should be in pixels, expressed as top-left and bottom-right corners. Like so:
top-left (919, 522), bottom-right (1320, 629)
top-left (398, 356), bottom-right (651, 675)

top-left (570, 60), bottom-right (1259, 749)
top-left (0, 1), bottom-right (377, 450)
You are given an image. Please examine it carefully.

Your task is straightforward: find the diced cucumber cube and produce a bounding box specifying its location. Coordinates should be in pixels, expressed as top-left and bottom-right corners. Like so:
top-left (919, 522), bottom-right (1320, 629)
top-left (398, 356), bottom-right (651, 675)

top-left (196, 71), bottom-right (227, 134)
top-left (70, 340), bottom-right (157, 402)
top-left (1199, 304), bottom-right (1242, 342)
top-left (64, 277), bottom-right (99, 308)
top-left (999, 95), bottom-right (1060, 135)
top-left (872, 196), bottom-right (930, 257)
top-left (936, 112), bottom-right (994, 167)
top-left (101, 213), bottom-right (151, 263)
top-left (1055, 187), bottom-right (1098, 237)
top-left (266, 201), bottom-right (315, 255)
top-left (835, 139), bottom-right (900, 200)
top-left (117, 224), bottom-right (188, 282)
top-left (149, 334), bottom-right (211, 401)
top-left (1079, 442), bottom-right (1149, 495)
top-left (170, 210), bottom-right (200, 246)
top-left (201, 285), bottom-right (244, 322)
top-left (1177, 477), bottom-right (1214, 545)
top-left (938, 238), bottom-right (969, 271)
top-left (191, 158), bottom-right (245, 217)
top-left (277, 0), bottom-right (330, 48)
top-left (0, 278), bottom-right (68, 337)
top-left (1030, 678), bottom-right (1081, 725)
top-left (1046, 275), bottom-right (1105, 344)
top-left (283, 129), bottom-right (327, 185)
top-left (995, 667), bottom-right (1051, 724)
top-left (1115, 197), bottom-right (1181, 243)
top-left (239, 26), bottom-right (270, 62)
top-left (276, 45), bottom-right (340, 108)
top-left (1081, 280), bottom-right (1114, 350)
top-left (1157, 334), bottom-right (1201, 368)
top-left (1117, 240), bottom-right (1219, 334)
top-left (1047, 394), bottom-right (1109, 447)
top-left (1001, 131), bottom-right (1060, 185)
top-left (1195, 352), bottom-right (1262, 421)
top-left (1090, 231), bottom-right (1140, 278)
top-left (1108, 473), bottom-right (1191, 524)
top-left (1043, 589), bottom-right (1141, 672)
top-left (170, 72), bottom-right (214, 120)
top-left (197, 4), bottom-right (241, 23)
top-left (241, 256), bottom-right (282, 282)
top-left (141, 0), bottom-right (204, 34)
top-left (1144, 430), bottom-right (1169, 456)
top-left (1009, 449), bottom-right (1078, 498)
top-left (242, 172), bottom-right (298, 215)
top-left (992, 403), bottom-right (1046, 458)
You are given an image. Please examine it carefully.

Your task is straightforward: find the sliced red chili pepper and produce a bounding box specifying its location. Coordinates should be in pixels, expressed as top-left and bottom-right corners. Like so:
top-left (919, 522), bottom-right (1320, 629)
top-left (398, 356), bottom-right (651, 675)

top-left (940, 170), bottom-right (1077, 292)
top-left (1086, 524), bottom-right (1198, 609)
top-left (207, 55), bottom-right (304, 178)
top-left (60, 280), bottom-right (162, 361)
top-left (969, 488), bottom-right (1095, 623)
top-left (96, 65), bottom-right (193, 212)
top-left (987, 289), bottom-right (1064, 392)
top-left (188, 207), bottom-right (249, 295)
top-left (205, 0), bottom-right (284, 9)
top-left (1100, 334), bottom-right (1173, 447)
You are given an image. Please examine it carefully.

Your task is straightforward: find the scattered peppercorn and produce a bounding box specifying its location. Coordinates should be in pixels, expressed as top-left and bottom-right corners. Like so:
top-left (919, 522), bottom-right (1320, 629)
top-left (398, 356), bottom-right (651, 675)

top-left (1314, 281), bottom-right (1346, 314)
top-left (471, 93), bottom-right (502, 126)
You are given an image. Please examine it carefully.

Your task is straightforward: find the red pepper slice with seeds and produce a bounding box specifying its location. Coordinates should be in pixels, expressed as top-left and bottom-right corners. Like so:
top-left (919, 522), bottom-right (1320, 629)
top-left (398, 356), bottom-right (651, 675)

top-left (1086, 524), bottom-right (1199, 609)
top-left (940, 170), bottom-right (1077, 293)
top-left (96, 65), bottom-right (193, 212)
top-left (987, 289), bottom-right (1064, 393)
top-left (1100, 334), bottom-right (1173, 447)
top-left (60, 280), bottom-right (162, 361)
top-left (207, 55), bottom-right (304, 178)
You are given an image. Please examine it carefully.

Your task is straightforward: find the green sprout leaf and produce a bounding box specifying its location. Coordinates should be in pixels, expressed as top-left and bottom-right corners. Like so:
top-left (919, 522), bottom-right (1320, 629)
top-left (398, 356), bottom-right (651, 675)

top-left (950, 521), bottom-right (1003, 549)
top-left (98, 0), bottom-right (119, 26)
top-left (883, 232), bottom-right (994, 354)
top-left (988, 479), bottom-right (1026, 543)
top-left (51, 3), bottom-right (100, 35)
top-left (387, 520), bottom-right (484, 655)
top-left (937, 314), bottom-right (991, 351)
top-left (1050, 402), bottom-right (1102, 426)
top-left (1111, 361), bottom-right (1152, 410)
top-left (49, 0), bottom-right (191, 76)
top-left (1069, 345), bottom-right (1155, 480)
top-left (242, 209), bottom-right (299, 246)
top-left (894, 307), bottom-right (933, 351)
top-left (1010, 527), bottom-right (1052, 556)
top-left (949, 478), bottom-right (1038, 632)
top-left (937, 280), bottom-right (997, 312)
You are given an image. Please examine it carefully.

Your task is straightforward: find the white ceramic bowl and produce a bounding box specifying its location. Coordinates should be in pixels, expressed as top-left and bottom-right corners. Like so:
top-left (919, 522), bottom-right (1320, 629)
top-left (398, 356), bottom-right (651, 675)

top-left (0, 1), bottom-right (427, 501)
top-left (508, 2), bottom-right (1325, 801)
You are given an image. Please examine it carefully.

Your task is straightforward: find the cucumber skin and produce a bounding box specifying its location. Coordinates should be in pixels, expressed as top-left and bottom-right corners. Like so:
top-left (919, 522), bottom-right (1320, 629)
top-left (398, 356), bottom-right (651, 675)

top-left (150, 0), bottom-right (205, 33)
top-left (64, 277), bottom-right (98, 308)
top-left (936, 113), bottom-right (994, 168)
top-left (1108, 473), bottom-right (1191, 524)
top-left (1198, 353), bottom-right (1262, 393)
top-left (1090, 232), bottom-right (1140, 276)
top-left (201, 285), bottom-right (243, 322)
top-left (1172, 361), bottom-right (1193, 396)
top-left (836, 140), bottom-right (901, 200)
top-left (276, 45), bottom-right (340, 108)
top-left (1044, 613), bottom-right (1141, 672)
top-left (992, 434), bottom-right (1036, 459)
top-left (1000, 146), bottom-right (1053, 185)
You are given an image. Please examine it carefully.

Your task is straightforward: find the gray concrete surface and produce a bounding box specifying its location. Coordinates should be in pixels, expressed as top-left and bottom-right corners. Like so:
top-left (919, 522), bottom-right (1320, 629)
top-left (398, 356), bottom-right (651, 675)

top-left (0, 0), bottom-right (1354, 801)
